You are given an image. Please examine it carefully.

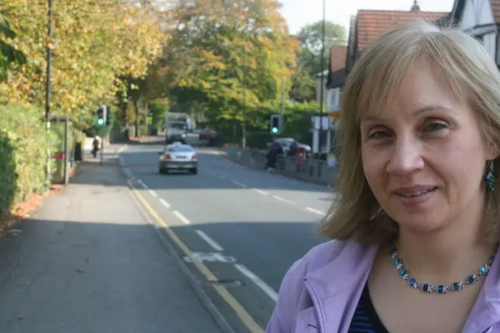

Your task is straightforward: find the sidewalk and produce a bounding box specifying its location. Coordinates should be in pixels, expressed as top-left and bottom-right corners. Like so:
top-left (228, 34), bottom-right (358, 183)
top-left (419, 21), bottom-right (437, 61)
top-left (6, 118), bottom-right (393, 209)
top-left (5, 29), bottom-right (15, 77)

top-left (0, 150), bottom-right (224, 332)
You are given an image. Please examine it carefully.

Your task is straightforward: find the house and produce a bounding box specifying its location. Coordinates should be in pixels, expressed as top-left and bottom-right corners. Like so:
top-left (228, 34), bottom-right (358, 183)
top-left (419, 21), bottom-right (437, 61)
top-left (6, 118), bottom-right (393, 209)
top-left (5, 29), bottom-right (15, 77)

top-left (325, 1), bottom-right (449, 115)
top-left (451, 0), bottom-right (500, 64)
top-left (317, 1), bottom-right (449, 155)
top-left (326, 45), bottom-right (347, 116)
top-left (345, 4), bottom-right (449, 74)
top-left (315, 69), bottom-right (329, 106)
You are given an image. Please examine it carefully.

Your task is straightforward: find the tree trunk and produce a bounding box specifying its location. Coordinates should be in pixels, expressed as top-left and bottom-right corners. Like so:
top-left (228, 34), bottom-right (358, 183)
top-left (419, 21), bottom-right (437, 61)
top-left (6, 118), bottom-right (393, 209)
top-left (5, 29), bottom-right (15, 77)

top-left (134, 99), bottom-right (140, 138)
top-left (122, 97), bottom-right (129, 140)
top-left (145, 102), bottom-right (149, 135)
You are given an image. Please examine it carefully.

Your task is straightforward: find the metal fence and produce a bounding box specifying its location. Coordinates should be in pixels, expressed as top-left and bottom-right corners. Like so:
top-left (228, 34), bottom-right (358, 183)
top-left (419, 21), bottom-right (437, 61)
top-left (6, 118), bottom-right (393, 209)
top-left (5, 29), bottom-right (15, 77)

top-left (223, 146), bottom-right (338, 187)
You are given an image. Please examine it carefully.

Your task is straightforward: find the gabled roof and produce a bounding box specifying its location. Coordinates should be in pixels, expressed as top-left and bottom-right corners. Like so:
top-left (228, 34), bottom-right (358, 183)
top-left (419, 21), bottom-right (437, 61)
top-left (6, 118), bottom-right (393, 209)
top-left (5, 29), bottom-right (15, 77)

top-left (451, 0), bottom-right (500, 24)
top-left (356, 10), bottom-right (449, 50)
top-left (493, 0), bottom-right (500, 22)
top-left (326, 45), bottom-right (347, 89)
top-left (330, 45), bottom-right (346, 72)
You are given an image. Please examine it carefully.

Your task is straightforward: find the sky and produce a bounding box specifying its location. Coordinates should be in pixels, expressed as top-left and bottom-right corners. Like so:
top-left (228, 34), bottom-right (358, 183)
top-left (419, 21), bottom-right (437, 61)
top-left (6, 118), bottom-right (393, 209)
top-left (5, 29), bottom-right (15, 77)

top-left (278, 0), bottom-right (455, 35)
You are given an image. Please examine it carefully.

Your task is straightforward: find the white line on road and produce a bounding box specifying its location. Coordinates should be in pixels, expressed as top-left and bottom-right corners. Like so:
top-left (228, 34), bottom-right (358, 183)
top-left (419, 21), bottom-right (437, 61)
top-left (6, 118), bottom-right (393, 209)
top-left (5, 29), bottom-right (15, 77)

top-left (138, 181), bottom-right (148, 189)
top-left (159, 198), bottom-right (171, 208)
top-left (117, 146), bottom-right (126, 153)
top-left (234, 264), bottom-right (278, 302)
top-left (253, 189), bottom-right (268, 196)
top-left (148, 190), bottom-right (157, 198)
top-left (306, 207), bottom-right (325, 216)
top-left (272, 195), bottom-right (296, 205)
top-left (231, 180), bottom-right (247, 188)
top-left (195, 230), bottom-right (224, 251)
top-left (174, 210), bottom-right (191, 225)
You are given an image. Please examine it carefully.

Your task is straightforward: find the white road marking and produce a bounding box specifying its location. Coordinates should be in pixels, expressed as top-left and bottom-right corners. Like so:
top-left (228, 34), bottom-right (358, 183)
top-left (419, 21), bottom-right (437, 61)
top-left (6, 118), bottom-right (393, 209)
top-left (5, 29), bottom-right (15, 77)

top-left (184, 252), bottom-right (236, 263)
top-left (234, 264), bottom-right (278, 302)
top-left (195, 230), bottom-right (224, 251)
top-left (159, 198), bottom-right (171, 208)
top-left (272, 195), bottom-right (296, 205)
top-left (253, 189), bottom-right (268, 196)
top-left (231, 180), bottom-right (247, 188)
top-left (148, 190), bottom-right (157, 198)
top-left (306, 207), bottom-right (325, 216)
top-left (139, 181), bottom-right (148, 189)
top-left (174, 210), bottom-right (191, 225)
top-left (117, 146), bottom-right (126, 153)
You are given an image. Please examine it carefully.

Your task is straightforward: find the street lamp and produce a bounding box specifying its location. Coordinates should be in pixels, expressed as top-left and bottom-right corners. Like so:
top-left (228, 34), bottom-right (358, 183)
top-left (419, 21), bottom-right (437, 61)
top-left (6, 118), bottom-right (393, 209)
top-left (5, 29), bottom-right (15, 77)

top-left (318, 0), bottom-right (326, 157)
top-left (242, 44), bottom-right (247, 149)
top-left (223, 42), bottom-right (247, 148)
top-left (46, 0), bottom-right (53, 181)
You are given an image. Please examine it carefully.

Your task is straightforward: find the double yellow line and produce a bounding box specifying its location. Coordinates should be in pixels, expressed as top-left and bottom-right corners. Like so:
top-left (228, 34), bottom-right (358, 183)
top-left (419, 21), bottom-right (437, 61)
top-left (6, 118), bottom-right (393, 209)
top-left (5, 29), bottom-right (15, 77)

top-left (128, 181), bottom-right (264, 333)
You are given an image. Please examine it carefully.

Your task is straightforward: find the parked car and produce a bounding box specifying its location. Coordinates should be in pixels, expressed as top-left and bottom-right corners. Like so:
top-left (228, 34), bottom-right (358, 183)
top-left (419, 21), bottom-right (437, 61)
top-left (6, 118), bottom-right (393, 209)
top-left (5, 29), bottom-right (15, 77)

top-left (274, 138), bottom-right (311, 156)
top-left (199, 128), bottom-right (216, 140)
top-left (158, 142), bottom-right (198, 174)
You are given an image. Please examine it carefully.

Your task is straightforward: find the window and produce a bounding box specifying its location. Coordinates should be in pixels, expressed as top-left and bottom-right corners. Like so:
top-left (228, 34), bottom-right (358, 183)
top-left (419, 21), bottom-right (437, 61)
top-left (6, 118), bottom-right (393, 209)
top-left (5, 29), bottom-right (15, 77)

top-left (168, 123), bottom-right (186, 130)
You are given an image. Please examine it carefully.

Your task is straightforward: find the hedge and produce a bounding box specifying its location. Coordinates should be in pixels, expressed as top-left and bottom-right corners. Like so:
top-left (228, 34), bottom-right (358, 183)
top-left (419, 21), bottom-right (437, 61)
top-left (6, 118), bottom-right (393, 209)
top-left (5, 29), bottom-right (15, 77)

top-left (0, 104), bottom-right (57, 218)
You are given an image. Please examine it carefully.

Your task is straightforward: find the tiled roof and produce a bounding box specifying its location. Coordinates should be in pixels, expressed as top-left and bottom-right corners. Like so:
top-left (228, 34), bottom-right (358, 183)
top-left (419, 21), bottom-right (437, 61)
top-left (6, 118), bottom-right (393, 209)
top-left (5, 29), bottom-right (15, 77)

top-left (492, 0), bottom-right (500, 23)
top-left (356, 10), bottom-right (449, 50)
top-left (330, 45), bottom-right (347, 72)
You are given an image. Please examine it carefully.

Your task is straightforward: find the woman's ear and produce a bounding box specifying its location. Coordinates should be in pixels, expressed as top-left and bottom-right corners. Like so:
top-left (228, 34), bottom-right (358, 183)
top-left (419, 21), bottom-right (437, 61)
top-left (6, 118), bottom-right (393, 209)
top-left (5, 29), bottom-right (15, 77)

top-left (487, 139), bottom-right (500, 161)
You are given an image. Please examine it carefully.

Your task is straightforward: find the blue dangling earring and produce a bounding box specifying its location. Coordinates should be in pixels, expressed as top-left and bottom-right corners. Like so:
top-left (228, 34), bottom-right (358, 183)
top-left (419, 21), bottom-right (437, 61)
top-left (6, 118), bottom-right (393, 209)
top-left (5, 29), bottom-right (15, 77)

top-left (485, 160), bottom-right (497, 191)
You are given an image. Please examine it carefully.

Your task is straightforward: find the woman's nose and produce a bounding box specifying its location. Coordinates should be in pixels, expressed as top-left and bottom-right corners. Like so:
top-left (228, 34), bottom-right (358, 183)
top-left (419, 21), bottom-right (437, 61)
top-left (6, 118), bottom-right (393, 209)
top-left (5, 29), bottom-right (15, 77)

top-left (386, 137), bottom-right (424, 175)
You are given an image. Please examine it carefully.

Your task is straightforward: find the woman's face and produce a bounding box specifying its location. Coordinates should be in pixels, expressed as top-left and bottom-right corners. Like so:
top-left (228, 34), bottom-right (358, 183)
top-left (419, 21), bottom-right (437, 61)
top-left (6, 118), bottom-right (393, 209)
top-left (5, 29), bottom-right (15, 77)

top-left (360, 59), bottom-right (495, 233)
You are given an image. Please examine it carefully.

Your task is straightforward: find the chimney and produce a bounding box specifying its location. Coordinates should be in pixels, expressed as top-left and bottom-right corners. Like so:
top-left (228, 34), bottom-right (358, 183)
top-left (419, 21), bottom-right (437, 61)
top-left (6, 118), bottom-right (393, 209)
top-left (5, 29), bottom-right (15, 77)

top-left (410, 0), bottom-right (420, 12)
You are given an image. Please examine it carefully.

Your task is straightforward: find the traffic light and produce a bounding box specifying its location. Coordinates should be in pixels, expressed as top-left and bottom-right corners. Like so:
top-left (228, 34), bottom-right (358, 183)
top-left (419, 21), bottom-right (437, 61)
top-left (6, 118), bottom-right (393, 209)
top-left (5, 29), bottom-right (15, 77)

top-left (105, 106), bottom-right (111, 126)
top-left (96, 106), bottom-right (107, 126)
top-left (270, 114), bottom-right (282, 134)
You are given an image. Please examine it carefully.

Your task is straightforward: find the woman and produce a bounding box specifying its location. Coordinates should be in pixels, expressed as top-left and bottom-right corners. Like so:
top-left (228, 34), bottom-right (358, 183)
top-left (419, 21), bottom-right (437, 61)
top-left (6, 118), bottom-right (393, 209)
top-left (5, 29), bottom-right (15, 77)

top-left (266, 21), bottom-right (500, 333)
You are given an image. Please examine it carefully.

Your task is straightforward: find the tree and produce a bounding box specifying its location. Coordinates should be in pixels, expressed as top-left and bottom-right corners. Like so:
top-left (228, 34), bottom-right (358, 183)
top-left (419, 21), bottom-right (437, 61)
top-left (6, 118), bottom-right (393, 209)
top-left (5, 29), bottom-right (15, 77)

top-left (289, 20), bottom-right (346, 101)
top-left (0, 0), bottom-right (164, 128)
top-left (0, 14), bottom-right (26, 81)
top-left (159, 0), bottom-right (299, 129)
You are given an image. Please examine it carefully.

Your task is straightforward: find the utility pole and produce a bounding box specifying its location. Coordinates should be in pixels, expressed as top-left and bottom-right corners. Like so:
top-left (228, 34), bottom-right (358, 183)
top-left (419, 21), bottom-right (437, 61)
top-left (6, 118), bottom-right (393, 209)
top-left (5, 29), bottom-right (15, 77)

top-left (242, 45), bottom-right (247, 149)
top-left (280, 77), bottom-right (286, 131)
top-left (45, 0), bottom-right (53, 181)
top-left (318, 0), bottom-right (326, 157)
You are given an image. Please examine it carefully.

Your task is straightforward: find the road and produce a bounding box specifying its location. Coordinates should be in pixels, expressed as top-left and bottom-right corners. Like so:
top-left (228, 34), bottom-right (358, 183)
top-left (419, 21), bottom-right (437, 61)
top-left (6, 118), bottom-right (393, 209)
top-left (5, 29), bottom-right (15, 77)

top-left (120, 140), bottom-right (334, 332)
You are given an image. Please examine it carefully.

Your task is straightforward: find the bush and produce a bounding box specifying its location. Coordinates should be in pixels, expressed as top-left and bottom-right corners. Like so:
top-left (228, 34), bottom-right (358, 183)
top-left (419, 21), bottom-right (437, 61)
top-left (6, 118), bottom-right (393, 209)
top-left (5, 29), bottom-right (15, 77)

top-left (0, 104), bottom-right (53, 217)
top-left (0, 131), bottom-right (16, 218)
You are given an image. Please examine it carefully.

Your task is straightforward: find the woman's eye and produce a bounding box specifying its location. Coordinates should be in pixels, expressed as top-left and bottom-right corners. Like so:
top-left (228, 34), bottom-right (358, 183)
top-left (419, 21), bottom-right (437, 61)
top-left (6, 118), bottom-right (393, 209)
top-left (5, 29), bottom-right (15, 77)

top-left (424, 122), bottom-right (447, 132)
top-left (368, 131), bottom-right (390, 139)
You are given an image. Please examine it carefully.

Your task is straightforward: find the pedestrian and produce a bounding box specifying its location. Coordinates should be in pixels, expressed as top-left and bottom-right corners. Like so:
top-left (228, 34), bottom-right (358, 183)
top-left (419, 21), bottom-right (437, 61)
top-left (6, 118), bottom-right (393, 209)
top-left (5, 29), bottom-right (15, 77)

top-left (266, 21), bottom-right (500, 332)
top-left (266, 142), bottom-right (283, 171)
top-left (91, 136), bottom-right (100, 158)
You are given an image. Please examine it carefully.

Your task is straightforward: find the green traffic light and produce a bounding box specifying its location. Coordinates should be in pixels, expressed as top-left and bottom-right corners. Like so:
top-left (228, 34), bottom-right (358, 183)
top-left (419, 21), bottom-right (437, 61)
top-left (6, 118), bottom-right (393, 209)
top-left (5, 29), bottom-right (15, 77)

top-left (271, 127), bottom-right (278, 134)
top-left (97, 119), bottom-right (104, 125)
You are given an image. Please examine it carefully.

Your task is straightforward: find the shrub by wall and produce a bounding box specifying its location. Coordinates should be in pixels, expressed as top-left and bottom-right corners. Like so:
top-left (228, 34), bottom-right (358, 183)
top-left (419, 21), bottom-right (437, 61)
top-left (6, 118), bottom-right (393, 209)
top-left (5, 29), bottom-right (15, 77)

top-left (0, 104), bottom-right (54, 218)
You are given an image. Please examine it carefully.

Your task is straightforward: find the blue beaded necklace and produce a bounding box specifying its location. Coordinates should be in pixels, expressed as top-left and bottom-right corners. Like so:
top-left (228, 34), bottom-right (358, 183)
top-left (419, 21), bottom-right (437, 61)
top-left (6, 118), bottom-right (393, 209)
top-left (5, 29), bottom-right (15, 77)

top-left (391, 239), bottom-right (497, 294)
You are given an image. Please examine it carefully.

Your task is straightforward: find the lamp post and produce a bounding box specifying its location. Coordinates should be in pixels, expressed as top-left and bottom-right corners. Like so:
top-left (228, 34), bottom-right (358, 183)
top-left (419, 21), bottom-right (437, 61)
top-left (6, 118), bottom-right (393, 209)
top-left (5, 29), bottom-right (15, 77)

top-left (242, 44), bottom-right (246, 149)
top-left (318, 0), bottom-right (326, 157)
top-left (46, 0), bottom-right (53, 181)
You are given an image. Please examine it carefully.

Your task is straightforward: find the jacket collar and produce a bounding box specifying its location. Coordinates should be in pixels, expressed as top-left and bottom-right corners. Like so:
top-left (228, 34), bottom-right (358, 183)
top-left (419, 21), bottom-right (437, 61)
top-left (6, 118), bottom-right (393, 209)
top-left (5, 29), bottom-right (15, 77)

top-left (304, 239), bottom-right (500, 333)
top-left (304, 239), bottom-right (378, 299)
top-left (304, 240), bottom-right (379, 333)
top-left (463, 245), bottom-right (500, 332)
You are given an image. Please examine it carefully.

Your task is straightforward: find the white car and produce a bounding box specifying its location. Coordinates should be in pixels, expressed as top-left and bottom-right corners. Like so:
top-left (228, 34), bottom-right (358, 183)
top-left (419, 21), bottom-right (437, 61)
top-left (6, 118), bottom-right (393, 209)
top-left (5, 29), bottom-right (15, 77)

top-left (158, 142), bottom-right (198, 174)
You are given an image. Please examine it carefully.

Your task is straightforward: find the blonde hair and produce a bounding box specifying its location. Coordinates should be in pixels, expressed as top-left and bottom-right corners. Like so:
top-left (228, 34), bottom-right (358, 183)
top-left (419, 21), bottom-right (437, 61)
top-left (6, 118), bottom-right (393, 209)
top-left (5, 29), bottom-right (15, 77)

top-left (319, 20), bottom-right (500, 244)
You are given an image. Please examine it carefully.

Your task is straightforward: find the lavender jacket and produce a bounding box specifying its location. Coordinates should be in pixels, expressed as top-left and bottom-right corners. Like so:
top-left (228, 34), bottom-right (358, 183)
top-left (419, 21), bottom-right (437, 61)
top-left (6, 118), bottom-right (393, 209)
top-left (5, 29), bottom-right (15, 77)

top-left (265, 239), bottom-right (500, 333)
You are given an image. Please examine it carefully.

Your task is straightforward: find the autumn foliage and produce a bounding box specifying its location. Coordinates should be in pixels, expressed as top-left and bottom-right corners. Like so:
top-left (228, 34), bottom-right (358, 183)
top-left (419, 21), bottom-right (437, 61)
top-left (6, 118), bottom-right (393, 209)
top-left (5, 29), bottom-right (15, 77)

top-left (0, 0), bottom-right (164, 126)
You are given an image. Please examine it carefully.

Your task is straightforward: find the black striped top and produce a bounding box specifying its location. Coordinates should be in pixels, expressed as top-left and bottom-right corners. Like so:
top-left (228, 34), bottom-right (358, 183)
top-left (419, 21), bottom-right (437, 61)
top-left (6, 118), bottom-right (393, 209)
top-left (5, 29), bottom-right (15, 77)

top-left (348, 284), bottom-right (389, 333)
